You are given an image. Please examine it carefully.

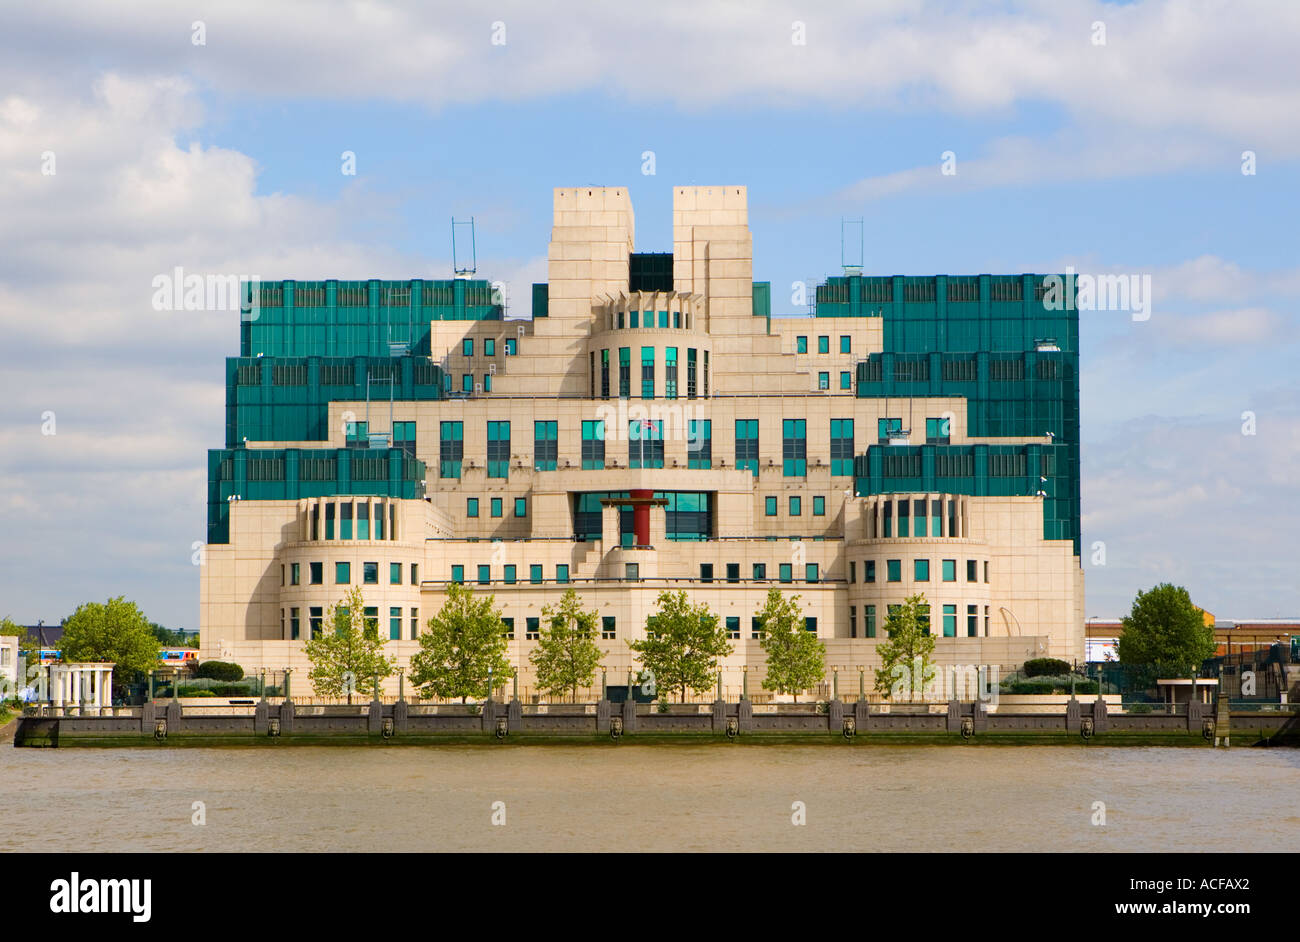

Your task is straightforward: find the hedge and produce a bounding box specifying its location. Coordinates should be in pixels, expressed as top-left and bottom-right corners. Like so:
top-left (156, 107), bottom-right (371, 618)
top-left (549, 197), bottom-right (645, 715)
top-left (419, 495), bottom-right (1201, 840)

top-left (1022, 658), bottom-right (1072, 678)
top-left (195, 660), bottom-right (244, 681)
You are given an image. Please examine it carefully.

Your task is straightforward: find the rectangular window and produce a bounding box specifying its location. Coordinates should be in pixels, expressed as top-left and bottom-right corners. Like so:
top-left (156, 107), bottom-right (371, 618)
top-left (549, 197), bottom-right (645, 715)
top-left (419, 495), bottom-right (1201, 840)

top-left (410, 607), bottom-right (419, 640)
top-left (362, 561), bottom-right (378, 584)
top-left (533, 420), bottom-right (558, 471)
top-left (467, 497), bottom-right (479, 518)
top-left (840, 335), bottom-right (851, 354)
top-left (340, 502), bottom-right (353, 540)
top-left (290, 608), bottom-right (300, 640)
top-left (335, 561), bottom-right (350, 584)
top-left (625, 563), bottom-right (639, 581)
top-left (782, 419), bottom-right (807, 476)
top-left (967, 559), bottom-right (977, 582)
top-left (735, 419), bottom-right (759, 477)
top-left (462, 338), bottom-right (473, 357)
top-left (390, 562), bottom-right (402, 585)
top-left (813, 495), bottom-right (825, 516)
top-left (985, 605), bottom-right (990, 634)
top-left (581, 420), bottom-right (606, 469)
top-left (504, 564), bottom-right (516, 584)
top-left (818, 335), bottom-right (829, 354)
top-left (505, 338), bottom-right (516, 355)
top-left (779, 563), bottom-right (793, 583)
top-left (805, 617), bottom-right (818, 633)
top-left (491, 497), bottom-right (503, 518)
top-left (658, 310), bottom-right (668, 328)
top-left (439, 421), bottom-right (463, 479)
top-left (796, 336), bottom-right (807, 354)
top-left (410, 563), bottom-right (418, 585)
top-left (913, 498), bottom-right (927, 538)
top-left (526, 617), bottom-right (540, 640)
top-left (897, 499), bottom-right (909, 538)
top-left (926, 417), bottom-right (951, 445)
top-left (765, 496), bottom-right (777, 516)
top-left (483, 373), bottom-right (491, 392)
top-left (310, 562), bottom-right (323, 585)
top-left (886, 559), bottom-right (901, 582)
top-left (840, 371), bottom-right (852, 390)
top-left (687, 419), bottom-right (711, 469)
top-left (752, 617), bottom-right (763, 640)
top-left (602, 616), bottom-right (616, 640)
top-left (943, 604), bottom-right (957, 638)
top-left (849, 561), bottom-right (856, 583)
top-left (914, 558), bottom-right (930, 582)
top-left (865, 560), bottom-right (875, 583)
top-left (967, 604), bottom-right (978, 638)
top-left (484, 338), bottom-right (495, 357)
top-left (600, 348), bottom-right (610, 398)
top-left (390, 606), bottom-right (402, 641)
top-left (726, 616), bottom-right (740, 639)
top-left (722, 563), bottom-right (738, 584)
top-left (700, 564), bottom-right (713, 583)
top-left (309, 606), bottom-right (323, 639)
top-left (487, 421), bottom-right (510, 478)
top-left (865, 604), bottom-right (877, 638)
top-left (515, 497), bottom-right (527, 517)
top-left (629, 419), bottom-right (664, 468)
top-left (665, 347), bottom-right (678, 399)
top-left (942, 559), bottom-right (956, 582)
top-left (630, 310), bottom-right (639, 329)
top-left (984, 561), bottom-right (989, 583)
top-left (556, 564), bottom-right (569, 584)
top-left (818, 371), bottom-right (829, 390)
top-left (451, 565), bottom-right (464, 584)
top-left (805, 564), bottom-right (819, 583)
top-left (462, 374), bottom-right (472, 393)
top-left (877, 417), bottom-right (902, 444)
top-left (789, 495), bottom-right (802, 516)
top-left (529, 564), bottom-right (543, 584)
top-left (849, 605), bottom-right (857, 638)
top-left (641, 346), bottom-right (655, 398)
top-left (753, 563), bottom-right (767, 580)
top-left (474, 564), bottom-right (489, 585)
top-left (502, 617), bottom-right (515, 640)
top-left (686, 348), bottom-right (697, 398)
top-left (290, 563), bottom-right (300, 586)
top-left (619, 347), bottom-right (631, 398)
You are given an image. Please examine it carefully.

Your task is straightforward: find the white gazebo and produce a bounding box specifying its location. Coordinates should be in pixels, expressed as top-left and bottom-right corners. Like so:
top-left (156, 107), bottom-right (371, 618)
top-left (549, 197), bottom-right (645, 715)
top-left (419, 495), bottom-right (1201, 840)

top-left (48, 662), bottom-right (116, 715)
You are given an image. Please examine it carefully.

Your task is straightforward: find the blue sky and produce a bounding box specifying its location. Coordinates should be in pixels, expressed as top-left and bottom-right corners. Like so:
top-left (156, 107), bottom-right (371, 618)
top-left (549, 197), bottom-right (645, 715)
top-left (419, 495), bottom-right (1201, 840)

top-left (1, 0), bottom-right (1298, 630)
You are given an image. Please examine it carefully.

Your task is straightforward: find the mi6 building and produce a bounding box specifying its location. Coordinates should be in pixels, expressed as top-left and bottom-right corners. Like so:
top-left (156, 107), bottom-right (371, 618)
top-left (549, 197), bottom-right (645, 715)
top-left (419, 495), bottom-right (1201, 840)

top-left (201, 185), bottom-right (1082, 696)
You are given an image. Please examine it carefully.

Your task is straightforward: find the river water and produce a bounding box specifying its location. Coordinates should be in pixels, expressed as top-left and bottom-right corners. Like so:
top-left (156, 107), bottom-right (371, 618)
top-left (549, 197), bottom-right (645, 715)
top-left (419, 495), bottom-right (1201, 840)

top-left (5, 745), bottom-right (1296, 852)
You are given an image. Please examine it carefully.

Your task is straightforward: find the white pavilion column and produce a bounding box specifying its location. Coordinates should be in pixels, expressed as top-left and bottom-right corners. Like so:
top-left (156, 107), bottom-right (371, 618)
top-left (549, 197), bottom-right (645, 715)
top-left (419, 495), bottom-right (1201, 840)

top-left (52, 667), bottom-right (64, 710)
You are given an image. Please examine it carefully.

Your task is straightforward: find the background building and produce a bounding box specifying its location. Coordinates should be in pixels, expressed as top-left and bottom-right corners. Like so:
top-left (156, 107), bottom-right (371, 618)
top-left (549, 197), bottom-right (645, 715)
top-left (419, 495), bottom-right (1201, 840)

top-left (201, 185), bottom-right (1083, 698)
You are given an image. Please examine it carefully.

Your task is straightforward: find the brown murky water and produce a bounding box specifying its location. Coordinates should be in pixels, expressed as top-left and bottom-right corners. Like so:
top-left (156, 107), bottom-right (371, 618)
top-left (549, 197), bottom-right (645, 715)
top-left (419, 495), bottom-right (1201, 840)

top-left (4, 745), bottom-right (1296, 852)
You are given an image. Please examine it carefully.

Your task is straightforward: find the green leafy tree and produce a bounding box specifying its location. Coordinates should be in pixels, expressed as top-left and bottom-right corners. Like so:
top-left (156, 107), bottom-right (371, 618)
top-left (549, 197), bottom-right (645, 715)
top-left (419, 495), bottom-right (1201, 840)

top-left (59, 598), bottom-right (161, 694)
top-left (304, 586), bottom-right (396, 703)
top-left (409, 583), bottom-right (514, 703)
top-left (530, 589), bottom-right (606, 702)
top-left (628, 590), bottom-right (732, 703)
top-left (0, 616), bottom-right (37, 657)
top-left (1117, 583), bottom-right (1216, 679)
top-left (873, 594), bottom-right (937, 700)
top-left (756, 588), bottom-right (826, 701)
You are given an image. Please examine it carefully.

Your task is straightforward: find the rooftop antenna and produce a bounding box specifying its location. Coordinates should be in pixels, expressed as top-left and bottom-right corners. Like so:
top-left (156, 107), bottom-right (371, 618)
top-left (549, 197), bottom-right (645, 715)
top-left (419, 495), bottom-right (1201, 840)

top-left (841, 217), bottom-right (864, 276)
top-left (451, 217), bottom-right (477, 279)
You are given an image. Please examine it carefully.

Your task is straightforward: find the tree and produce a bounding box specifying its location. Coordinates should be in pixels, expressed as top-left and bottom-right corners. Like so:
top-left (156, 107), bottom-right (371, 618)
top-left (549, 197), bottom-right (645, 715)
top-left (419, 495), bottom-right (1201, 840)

top-left (60, 597), bottom-right (161, 693)
top-left (873, 594), bottom-right (937, 700)
top-left (1117, 583), bottom-right (1216, 678)
top-left (530, 589), bottom-right (605, 702)
top-left (409, 583), bottom-right (513, 703)
top-left (756, 588), bottom-right (826, 701)
top-left (304, 586), bottom-right (396, 703)
top-left (0, 616), bottom-right (37, 658)
top-left (628, 590), bottom-right (732, 703)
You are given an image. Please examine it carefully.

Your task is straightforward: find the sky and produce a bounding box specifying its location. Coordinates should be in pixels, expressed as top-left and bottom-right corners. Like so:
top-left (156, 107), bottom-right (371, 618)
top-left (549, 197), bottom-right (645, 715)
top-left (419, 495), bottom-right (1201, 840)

top-left (1, 0), bottom-right (1297, 631)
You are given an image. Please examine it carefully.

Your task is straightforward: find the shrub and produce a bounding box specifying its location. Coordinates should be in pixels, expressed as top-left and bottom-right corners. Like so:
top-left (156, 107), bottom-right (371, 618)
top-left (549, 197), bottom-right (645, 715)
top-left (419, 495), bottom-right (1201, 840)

top-left (1128, 703), bottom-right (1152, 714)
top-left (177, 687), bottom-right (218, 698)
top-left (195, 661), bottom-right (244, 682)
top-left (1022, 658), bottom-right (1072, 678)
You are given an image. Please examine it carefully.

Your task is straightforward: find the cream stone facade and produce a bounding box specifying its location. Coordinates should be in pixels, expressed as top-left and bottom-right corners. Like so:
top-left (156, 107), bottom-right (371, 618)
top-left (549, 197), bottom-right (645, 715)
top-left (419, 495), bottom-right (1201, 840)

top-left (202, 185), bottom-right (1084, 699)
